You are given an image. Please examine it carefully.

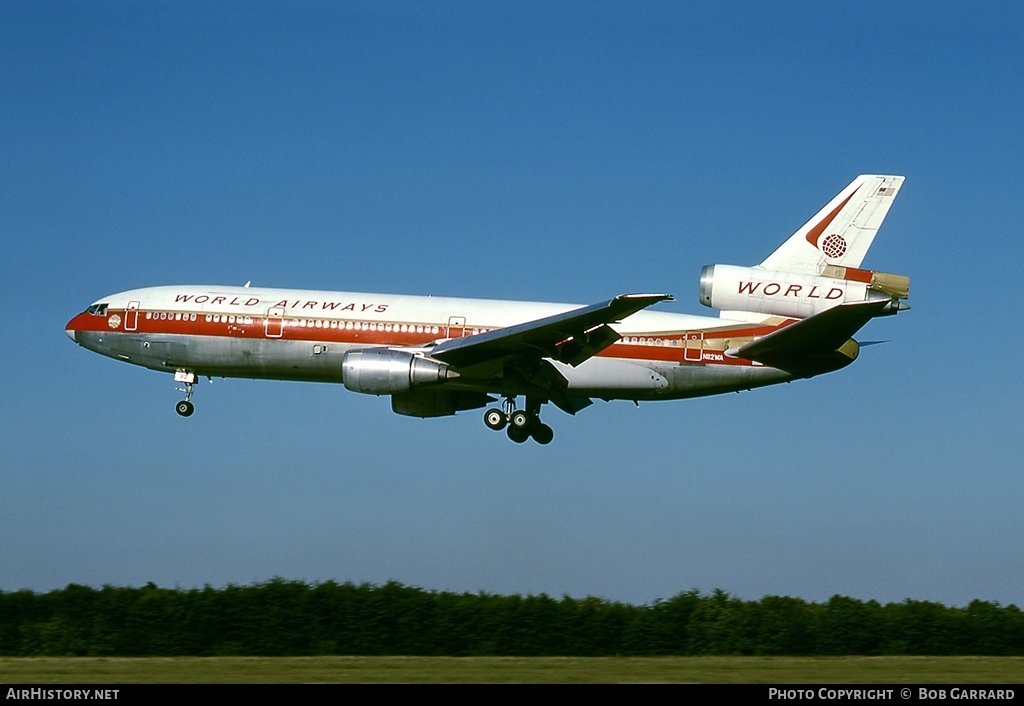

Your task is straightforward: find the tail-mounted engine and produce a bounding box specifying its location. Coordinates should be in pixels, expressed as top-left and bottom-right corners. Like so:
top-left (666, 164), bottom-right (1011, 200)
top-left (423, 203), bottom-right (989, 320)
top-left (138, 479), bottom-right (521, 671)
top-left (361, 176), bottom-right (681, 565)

top-left (342, 348), bottom-right (458, 395)
top-left (699, 264), bottom-right (909, 319)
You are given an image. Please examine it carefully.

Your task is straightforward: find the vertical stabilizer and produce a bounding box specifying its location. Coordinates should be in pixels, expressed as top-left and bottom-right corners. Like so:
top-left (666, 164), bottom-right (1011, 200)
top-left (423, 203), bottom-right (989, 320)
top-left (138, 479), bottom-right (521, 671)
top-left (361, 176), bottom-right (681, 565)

top-left (759, 175), bottom-right (904, 275)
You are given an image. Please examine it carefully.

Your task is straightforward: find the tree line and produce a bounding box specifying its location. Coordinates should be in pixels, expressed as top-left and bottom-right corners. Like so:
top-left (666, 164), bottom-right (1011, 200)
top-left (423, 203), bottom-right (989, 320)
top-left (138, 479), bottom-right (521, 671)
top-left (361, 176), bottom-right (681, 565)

top-left (1, 580), bottom-right (1021, 656)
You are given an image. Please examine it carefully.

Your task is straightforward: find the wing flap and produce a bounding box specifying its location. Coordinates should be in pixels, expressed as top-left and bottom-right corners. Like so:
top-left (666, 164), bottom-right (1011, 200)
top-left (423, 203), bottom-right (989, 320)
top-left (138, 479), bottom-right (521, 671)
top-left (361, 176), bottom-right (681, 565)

top-left (430, 293), bottom-right (673, 371)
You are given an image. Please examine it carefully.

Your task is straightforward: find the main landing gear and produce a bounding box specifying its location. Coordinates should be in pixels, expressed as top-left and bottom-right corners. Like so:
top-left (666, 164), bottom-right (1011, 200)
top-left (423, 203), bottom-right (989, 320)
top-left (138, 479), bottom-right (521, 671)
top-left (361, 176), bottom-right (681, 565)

top-left (174, 369), bottom-right (196, 417)
top-left (483, 397), bottom-right (554, 445)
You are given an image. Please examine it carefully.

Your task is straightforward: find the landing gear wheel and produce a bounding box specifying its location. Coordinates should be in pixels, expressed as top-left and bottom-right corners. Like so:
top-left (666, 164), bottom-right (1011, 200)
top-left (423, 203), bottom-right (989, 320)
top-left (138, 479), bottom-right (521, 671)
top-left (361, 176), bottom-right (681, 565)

top-left (174, 370), bottom-right (198, 418)
top-left (507, 425), bottom-right (530, 443)
top-left (531, 423), bottom-right (554, 445)
top-left (510, 410), bottom-right (532, 430)
top-left (498, 396), bottom-right (554, 444)
top-left (484, 408), bottom-right (507, 431)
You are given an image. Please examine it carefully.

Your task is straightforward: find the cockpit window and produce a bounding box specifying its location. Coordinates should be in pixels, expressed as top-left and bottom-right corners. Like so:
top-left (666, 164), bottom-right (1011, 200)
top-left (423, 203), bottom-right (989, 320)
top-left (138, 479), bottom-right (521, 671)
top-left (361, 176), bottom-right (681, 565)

top-left (87, 303), bottom-right (109, 316)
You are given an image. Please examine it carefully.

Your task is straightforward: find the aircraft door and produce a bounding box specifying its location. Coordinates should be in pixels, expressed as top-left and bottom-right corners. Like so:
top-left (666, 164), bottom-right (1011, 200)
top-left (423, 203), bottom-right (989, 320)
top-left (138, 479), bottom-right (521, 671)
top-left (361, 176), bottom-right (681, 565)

top-left (447, 315), bottom-right (467, 338)
top-left (683, 331), bottom-right (703, 362)
top-left (125, 301), bottom-right (140, 331)
top-left (265, 307), bottom-right (285, 338)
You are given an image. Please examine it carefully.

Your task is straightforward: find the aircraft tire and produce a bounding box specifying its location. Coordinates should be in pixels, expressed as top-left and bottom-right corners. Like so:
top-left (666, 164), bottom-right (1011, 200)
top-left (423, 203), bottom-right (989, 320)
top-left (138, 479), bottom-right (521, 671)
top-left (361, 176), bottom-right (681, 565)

top-left (532, 423), bottom-right (554, 445)
top-left (484, 408), bottom-right (507, 431)
top-left (176, 400), bottom-right (195, 417)
top-left (507, 425), bottom-right (529, 443)
top-left (510, 410), bottom-right (532, 430)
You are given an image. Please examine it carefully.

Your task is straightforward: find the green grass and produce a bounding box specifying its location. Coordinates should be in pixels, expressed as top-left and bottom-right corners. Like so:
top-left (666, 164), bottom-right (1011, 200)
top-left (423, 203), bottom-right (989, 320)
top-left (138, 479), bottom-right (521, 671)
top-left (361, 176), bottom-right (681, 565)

top-left (2, 656), bottom-right (1022, 683)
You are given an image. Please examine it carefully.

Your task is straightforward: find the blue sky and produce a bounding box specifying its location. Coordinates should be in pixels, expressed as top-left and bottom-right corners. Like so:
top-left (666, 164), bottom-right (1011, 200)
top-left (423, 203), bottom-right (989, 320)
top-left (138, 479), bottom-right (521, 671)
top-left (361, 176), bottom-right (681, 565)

top-left (2, 1), bottom-right (1022, 607)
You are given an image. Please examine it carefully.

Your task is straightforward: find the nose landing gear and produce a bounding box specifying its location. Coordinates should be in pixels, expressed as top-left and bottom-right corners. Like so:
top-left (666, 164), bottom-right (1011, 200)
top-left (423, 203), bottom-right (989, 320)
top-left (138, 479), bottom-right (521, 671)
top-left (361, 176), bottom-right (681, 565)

top-left (483, 397), bottom-right (554, 445)
top-left (174, 369), bottom-right (196, 417)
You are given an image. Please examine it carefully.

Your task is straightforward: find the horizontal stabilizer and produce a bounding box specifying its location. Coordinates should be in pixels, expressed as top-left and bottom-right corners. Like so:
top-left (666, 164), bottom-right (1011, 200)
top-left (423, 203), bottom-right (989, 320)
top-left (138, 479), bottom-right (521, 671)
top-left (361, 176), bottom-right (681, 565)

top-left (726, 299), bottom-right (889, 376)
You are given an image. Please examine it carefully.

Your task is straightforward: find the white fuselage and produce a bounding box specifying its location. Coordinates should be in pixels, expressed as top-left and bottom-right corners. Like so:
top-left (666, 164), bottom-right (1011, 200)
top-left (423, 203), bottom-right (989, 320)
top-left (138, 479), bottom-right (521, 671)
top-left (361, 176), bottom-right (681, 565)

top-left (66, 284), bottom-right (791, 402)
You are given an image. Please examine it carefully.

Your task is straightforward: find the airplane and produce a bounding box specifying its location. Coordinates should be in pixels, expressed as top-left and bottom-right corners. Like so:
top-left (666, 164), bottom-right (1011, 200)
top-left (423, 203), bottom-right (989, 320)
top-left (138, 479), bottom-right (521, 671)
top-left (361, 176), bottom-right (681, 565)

top-left (65, 174), bottom-right (910, 444)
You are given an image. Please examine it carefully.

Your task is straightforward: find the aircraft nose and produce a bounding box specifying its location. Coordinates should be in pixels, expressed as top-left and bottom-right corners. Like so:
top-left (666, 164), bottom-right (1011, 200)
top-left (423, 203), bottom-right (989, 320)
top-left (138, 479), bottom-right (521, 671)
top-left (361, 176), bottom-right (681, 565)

top-left (65, 315), bottom-right (80, 343)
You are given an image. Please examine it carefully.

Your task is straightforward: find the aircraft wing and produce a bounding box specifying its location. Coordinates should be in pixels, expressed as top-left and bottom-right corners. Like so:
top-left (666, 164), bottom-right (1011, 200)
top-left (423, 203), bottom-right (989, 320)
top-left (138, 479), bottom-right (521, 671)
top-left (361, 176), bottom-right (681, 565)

top-left (429, 293), bottom-right (673, 373)
top-left (726, 299), bottom-right (890, 376)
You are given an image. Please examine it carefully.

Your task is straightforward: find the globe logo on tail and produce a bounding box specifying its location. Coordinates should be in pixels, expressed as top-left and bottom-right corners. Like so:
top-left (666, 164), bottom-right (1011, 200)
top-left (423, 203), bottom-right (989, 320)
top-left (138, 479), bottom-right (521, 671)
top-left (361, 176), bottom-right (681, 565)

top-left (820, 233), bottom-right (847, 259)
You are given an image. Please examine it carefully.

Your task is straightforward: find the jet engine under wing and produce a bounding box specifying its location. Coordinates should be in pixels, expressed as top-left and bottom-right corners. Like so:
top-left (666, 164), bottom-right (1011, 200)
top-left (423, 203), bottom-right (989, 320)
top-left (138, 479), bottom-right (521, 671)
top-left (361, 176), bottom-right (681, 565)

top-left (429, 293), bottom-right (673, 374)
top-left (725, 299), bottom-right (891, 377)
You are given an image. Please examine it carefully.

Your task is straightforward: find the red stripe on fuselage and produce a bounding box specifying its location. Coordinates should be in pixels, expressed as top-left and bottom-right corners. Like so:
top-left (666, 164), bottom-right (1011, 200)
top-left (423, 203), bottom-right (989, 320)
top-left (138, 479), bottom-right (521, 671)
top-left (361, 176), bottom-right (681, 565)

top-left (66, 307), bottom-right (787, 367)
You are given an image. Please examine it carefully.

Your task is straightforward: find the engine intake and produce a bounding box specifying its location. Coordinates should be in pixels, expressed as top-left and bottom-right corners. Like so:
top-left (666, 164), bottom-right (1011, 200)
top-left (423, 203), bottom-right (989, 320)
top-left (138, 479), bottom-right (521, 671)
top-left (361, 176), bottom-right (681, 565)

top-left (342, 348), bottom-right (457, 395)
